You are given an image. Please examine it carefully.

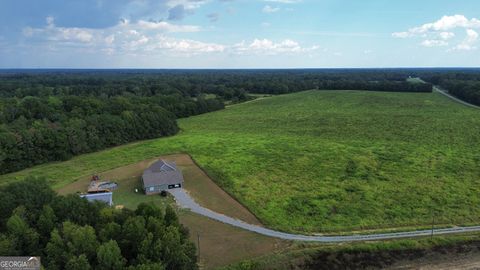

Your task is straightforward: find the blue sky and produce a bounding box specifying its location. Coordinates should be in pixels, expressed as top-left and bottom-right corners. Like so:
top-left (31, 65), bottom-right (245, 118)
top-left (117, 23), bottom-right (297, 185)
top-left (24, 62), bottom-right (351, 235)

top-left (0, 0), bottom-right (479, 68)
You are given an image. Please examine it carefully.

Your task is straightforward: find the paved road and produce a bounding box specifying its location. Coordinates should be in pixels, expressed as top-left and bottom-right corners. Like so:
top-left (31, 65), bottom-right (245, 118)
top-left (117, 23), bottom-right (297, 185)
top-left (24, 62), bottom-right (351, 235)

top-left (433, 86), bottom-right (480, 109)
top-left (170, 189), bottom-right (480, 242)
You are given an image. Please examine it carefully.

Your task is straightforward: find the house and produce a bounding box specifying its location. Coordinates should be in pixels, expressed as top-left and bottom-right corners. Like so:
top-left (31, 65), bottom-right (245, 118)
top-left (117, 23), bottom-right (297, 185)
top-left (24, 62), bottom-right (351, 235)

top-left (142, 160), bottom-right (184, 195)
top-left (80, 192), bottom-right (113, 206)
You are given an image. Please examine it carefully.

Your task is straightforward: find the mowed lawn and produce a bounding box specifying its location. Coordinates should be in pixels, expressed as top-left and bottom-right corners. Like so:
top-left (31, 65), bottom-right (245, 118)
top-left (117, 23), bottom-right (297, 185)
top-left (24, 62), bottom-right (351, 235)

top-left (2, 90), bottom-right (480, 233)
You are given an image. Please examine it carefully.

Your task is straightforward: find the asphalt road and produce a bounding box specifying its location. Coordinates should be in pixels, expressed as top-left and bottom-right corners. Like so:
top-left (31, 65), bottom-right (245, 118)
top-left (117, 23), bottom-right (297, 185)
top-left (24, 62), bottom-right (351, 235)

top-left (433, 86), bottom-right (480, 109)
top-left (170, 189), bottom-right (480, 242)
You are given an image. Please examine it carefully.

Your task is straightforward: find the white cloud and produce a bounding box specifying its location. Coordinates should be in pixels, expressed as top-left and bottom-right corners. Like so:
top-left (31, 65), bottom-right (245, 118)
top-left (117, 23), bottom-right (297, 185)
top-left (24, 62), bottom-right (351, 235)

top-left (421, 39), bottom-right (448, 47)
top-left (148, 36), bottom-right (225, 53)
top-left (104, 35), bottom-right (115, 45)
top-left (233, 38), bottom-right (318, 55)
top-left (392, 32), bottom-right (410, 38)
top-left (453, 29), bottom-right (479, 51)
top-left (439, 32), bottom-right (455, 40)
top-left (415, 15), bottom-right (480, 33)
top-left (262, 5), bottom-right (280, 13)
top-left (135, 20), bottom-right (200, 32)
top-left (24, 17), bottom-right (201, 47)
top-left (24, 17), bottom-right (94, 43)
top-left (392, 15), bottom-right (480, 38)
top-left (22, 16), bottom-right (210, 55)
top-left (46, 16), bottom-right (55, 26)
top-left (392, 15), bottom-right (480, 51)
top-left (24, 17), bottom-right (201, 41)
top-left (22, 17), bottom-right (320, 58)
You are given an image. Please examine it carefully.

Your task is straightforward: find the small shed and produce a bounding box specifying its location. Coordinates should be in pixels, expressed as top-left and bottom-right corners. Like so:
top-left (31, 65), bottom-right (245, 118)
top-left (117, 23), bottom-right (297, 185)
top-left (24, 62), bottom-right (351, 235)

top-left (80, 192), bottom-right (113, 206)
top-left (142, 160), bottom-right (184, 195)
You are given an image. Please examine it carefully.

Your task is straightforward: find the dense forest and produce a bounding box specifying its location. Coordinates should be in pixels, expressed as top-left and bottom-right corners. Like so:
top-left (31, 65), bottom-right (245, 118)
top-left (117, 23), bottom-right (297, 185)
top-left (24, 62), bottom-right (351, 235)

top-left (0, 69), bottom-right (442, 174)
top-left (0, 72), bottom-right (229, 174)
top-left (0, 94), bottom-right (224, 173)
top-left (0, 69), bottom-right (432, 98)
top-left (418, 69), bottom-right (480, 106)
top-left (0, 177), bottom-right (197, 270)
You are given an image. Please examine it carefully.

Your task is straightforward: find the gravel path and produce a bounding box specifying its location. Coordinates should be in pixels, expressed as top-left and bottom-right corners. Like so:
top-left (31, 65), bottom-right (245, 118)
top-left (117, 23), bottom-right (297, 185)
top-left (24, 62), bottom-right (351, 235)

top-left (170, 189), bottom-right (480, 242)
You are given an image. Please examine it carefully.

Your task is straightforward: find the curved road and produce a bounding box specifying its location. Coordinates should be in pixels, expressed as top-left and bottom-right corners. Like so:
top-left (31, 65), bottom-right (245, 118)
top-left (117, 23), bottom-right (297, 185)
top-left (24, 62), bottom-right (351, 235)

top-left (170, 189), bottom-right (480, 242)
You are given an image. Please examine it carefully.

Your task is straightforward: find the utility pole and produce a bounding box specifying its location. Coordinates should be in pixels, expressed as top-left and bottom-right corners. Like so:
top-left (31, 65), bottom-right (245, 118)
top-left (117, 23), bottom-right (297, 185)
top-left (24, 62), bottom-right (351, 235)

top-left (431, 211), bottom-right (435, 239)
top-left (197, 233), bottom-right (201, 259)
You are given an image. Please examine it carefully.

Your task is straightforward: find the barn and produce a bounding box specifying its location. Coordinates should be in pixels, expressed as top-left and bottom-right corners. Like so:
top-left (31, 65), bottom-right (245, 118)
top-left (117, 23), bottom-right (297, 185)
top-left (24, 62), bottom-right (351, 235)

top-left (142, 160), bottom-right (184, 195)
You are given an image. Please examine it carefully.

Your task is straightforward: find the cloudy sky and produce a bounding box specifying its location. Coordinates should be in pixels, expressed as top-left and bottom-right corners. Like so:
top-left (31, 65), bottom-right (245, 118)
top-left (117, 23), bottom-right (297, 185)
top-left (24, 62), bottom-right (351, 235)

top-left (0, 0), bottom-right (479, 68)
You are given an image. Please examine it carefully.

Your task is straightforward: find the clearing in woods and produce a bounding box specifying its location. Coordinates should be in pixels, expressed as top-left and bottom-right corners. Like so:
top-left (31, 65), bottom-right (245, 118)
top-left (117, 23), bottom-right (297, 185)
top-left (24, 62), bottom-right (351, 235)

top-left (4, 90), bottom-right (480, 233)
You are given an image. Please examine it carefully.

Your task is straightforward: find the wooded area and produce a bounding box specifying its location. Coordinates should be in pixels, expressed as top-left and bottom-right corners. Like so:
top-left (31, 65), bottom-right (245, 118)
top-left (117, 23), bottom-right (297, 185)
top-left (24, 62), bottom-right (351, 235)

top-left (419, 70), bottom-right (480, 105)
top-left (0, 177), bottom-right (197, 270)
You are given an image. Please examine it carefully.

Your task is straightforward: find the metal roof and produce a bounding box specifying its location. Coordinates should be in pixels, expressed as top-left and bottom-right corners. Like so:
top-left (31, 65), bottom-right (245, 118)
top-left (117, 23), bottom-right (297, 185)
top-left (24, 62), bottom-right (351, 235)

top-left (142, 160), bottom-right (184, 187)
top-left (80, 192), bottom-right (113, 206)
top-left (148, 160), bottom-right (177, 172)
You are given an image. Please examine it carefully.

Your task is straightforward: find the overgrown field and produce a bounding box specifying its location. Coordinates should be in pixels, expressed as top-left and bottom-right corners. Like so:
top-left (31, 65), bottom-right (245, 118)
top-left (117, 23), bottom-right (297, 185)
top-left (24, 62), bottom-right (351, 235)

top-left (2, 90), bottom-right (480, 233)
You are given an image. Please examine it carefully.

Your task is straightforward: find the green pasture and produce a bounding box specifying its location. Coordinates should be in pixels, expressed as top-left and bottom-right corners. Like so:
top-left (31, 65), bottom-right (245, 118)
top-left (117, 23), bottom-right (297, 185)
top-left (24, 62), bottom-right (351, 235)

top-left (2, 90), bottom-right (480, 233)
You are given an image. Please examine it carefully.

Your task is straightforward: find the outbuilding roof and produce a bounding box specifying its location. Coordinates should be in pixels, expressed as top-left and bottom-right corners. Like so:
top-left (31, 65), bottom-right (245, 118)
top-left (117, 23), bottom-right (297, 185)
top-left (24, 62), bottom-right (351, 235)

top-left (80, 192), bottom-right (113, 206)
top-left (142, 160), bottom-right (184, 188)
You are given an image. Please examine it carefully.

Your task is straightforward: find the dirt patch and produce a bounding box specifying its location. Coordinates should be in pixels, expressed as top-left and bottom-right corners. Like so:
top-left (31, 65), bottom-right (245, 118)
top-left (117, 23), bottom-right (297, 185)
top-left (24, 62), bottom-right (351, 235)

top-left (57, 156), bottom-right (158, 195)
top-left (180, 211), bottom-right (289, 269)
top-left (58, 153), bottom-right (261, 225)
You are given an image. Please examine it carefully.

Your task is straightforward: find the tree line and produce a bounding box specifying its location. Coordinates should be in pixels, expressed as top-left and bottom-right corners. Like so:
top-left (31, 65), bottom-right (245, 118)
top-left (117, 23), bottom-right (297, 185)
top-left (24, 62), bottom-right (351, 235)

top-left (418, 69), bottom-right (480, 106)
top-left (0, 69), bottom-right (436, 174)
top-left (0, 177), bottom-right (197, 270)
top-left (0, 69), bottom-right (432, 98)
top-left (0, 94), bottom-right (224, 174)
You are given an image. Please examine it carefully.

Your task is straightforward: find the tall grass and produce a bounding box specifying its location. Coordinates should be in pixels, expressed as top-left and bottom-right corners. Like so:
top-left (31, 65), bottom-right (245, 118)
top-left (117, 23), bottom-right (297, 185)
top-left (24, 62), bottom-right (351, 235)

top-left (2, 90), bottom-right (480, 233)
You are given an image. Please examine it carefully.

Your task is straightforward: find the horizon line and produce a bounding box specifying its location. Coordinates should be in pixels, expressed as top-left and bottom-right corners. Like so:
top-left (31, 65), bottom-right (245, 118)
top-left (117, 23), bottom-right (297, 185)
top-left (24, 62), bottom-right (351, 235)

top-left (1, 67), bottom-right (480, 70)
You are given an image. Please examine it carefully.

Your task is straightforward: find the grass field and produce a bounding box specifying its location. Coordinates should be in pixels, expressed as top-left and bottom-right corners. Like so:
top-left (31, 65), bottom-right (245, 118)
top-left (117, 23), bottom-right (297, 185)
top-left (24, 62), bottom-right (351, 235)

top-left (3, 90), bottom-right (480, 233)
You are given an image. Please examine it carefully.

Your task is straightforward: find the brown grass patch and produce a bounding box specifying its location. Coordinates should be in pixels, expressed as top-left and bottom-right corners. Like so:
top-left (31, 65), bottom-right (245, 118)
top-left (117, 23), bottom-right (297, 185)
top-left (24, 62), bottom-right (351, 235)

top-left (180, 211), bottom-right (289, 269)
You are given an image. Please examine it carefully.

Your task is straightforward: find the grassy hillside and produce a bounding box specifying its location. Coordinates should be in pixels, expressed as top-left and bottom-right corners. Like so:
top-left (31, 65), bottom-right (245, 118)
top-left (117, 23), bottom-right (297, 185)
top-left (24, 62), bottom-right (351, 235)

top-left (2, 90), bottom-right (480, 233)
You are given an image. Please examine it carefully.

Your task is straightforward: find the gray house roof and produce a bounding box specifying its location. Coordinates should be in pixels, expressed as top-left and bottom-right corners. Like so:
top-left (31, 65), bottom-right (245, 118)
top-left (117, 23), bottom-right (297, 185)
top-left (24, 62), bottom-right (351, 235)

top-left (142, 160), bottom-right (184, 188)
top-left (149, 160), bottom-right (177, 172)
top-left (80, 192), bottom-right (113, 206)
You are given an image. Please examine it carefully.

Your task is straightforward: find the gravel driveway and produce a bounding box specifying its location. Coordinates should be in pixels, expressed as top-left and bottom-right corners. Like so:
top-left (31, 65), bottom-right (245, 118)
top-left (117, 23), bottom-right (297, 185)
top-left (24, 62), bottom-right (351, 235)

top-left (170, 188), bottom-right (480, 242)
